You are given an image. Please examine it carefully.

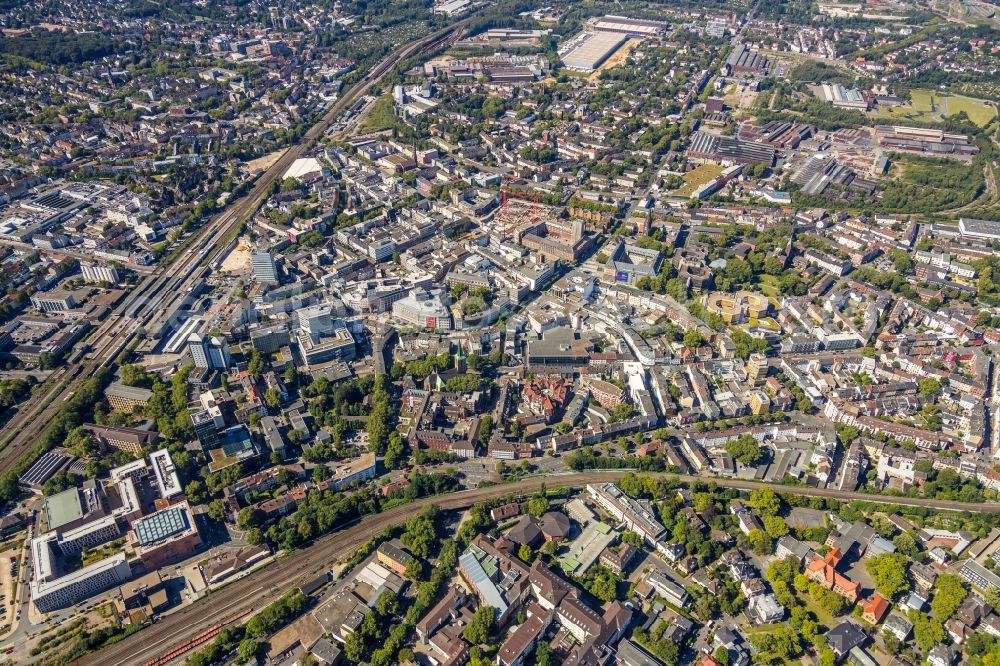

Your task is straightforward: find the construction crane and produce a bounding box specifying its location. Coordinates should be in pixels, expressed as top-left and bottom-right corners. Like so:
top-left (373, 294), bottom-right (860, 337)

top-left (493, 177), bottom-right (542, 241)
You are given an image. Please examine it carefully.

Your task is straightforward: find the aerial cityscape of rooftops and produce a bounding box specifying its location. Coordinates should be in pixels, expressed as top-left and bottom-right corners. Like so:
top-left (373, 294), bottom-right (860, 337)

top-left (2, 0), bottom-right (1000, 664)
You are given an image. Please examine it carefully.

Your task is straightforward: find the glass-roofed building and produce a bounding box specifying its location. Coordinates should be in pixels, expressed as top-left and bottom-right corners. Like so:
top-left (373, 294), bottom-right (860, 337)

top-left (128, 501), bottom-right (201, 569)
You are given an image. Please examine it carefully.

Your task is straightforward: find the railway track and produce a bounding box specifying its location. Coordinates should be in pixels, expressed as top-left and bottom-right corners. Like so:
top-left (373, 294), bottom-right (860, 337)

top-left (85, 469), bottom-right (1000, 666)
top-left (0, 23), bottom-right (463, 480)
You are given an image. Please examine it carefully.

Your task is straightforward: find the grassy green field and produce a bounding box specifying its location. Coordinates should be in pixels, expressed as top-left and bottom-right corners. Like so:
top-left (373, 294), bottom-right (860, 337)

top-left (758, 274), bottom-right (780, 298)
top-left (945, 94), bottom-right (998, 126)
top-left (674, 164), bottom-right (724, 196)
top-left (877, 89), bottom-right (997, 127)
top-left (359, 94), bottom-right (398, 132)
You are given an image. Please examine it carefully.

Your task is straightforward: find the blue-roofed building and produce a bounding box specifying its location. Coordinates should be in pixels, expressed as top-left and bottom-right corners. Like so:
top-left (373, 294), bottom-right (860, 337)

top-left (905, 591), bottom-right (928, 612)
top-left (129, 501), bottom-right (201, 569)
top-left (458, 534), bottom-right (530, 624)
top-left (459, 551), bottom-right (508, 617)
top-left (867, 536), bottom-right (896, 557)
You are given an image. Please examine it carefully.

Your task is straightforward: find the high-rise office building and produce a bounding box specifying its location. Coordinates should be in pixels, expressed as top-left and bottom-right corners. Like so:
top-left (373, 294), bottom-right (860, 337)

top-left (188, 333), bottom-right (232, 369)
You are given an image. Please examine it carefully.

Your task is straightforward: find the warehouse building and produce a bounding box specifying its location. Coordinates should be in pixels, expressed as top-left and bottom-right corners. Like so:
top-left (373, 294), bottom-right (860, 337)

top-left (593, 15), bottom-right (670, 37)
top-left (725, 43), bottom-right (771, 75)
top-left (874, 125), bottom-right (979, 157)
top-left (820, 83), bottom-right (869, 110)
top-left (686, 132), bottom-right (776, 167)
top-left (959, 217), bottom-right (1000, 241)
top-left (559, 31), bottom-right (627, 72)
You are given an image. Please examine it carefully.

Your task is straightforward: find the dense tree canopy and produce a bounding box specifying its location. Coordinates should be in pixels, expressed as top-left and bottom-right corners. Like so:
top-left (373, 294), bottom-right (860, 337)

top-left (726, 435), bottom-right (764, 466)
top-left (865, 552), bottom-right (910, 599)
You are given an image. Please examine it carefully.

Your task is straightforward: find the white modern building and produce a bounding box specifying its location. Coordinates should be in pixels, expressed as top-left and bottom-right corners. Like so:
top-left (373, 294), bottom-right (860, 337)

top-left (80, 262), bottom-right (120, 284)
top-left (31, 547), bottom-right (130, 612)
top-left (391, 288), bottom-right (452, 330)
top-left (295, 304), bottom-right (356, 366)
top-left (586, 483), bottom-right (666, 545)
top-left (188, 332), bottom-right (232, 369)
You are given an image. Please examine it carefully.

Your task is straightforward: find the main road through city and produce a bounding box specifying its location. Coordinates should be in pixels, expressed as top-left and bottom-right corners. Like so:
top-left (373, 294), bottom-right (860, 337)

top-left (84, 470), bottom-right (1000, 666)
top-left (0, 22), bottom-right (465, 478)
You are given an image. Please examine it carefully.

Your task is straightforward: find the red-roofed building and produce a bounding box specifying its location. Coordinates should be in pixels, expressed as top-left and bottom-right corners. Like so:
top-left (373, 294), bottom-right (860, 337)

top-left (381, 478), bottom-right (411, 496)
top-left (522, 377), bottom-right (570, 423)
top-left (635, 440), bottom-right (663, 457)
top-left (804, 548), bottom-right (860, 603)
top-left (861, 593), bottom-right (890, 624)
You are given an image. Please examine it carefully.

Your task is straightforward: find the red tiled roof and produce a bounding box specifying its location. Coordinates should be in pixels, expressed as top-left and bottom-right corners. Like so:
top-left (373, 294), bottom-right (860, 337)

top-left (861, 594), bottom-right (890, 623)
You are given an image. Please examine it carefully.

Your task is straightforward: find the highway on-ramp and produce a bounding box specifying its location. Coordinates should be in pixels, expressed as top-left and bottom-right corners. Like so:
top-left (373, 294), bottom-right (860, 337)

top-left (83, 470), bottom-right (1000, 666)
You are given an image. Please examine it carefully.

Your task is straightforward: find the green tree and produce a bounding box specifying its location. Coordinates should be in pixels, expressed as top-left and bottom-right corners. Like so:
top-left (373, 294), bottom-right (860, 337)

top-left (42, 470), bottom-right (80, 496)
top-left (683, 329), bottom-right (704, 348)
top-left (809, 582), bottom-right (848, 616)
top-left (207, 500), bottom-right (227, 523)
top-left (748, 488), bottom-right (781, 516)
top-left (767, 556), bottom-right (798, 586)
top-left (185, 479), bottom-right (208, 505)
top-left (888, 249), bottom-right (914, 273)
top-left (376, 590), bottom-right (399, 617)
top-left (384, 431), bottom-right (408, 470)
top-left (476, 415), bottom-right (493, 446)
top-left (763, 515), bottom-right (789, 540)
top-left (893, 532), bottom-right (919, 557)
top-left (264, 387), bottom-right (281, 409)
top-left (237, 507), bottom-right (261, 531)
top-left (343, 632), bottom-right (365, 662)
top-left (608, 402), bottom-right (636, 423)
top-left (248, 349), bottom-right (265, 380)
top-left (865, 552), bottom-right (910, 599)
top-left (119, 363), bottom-right (150, 387)
top-left (525, 494), bottom-right (549, 517)
top-left (918, 377), bottom-right (941, 398)
top-left (748, 625), bottom-right (802, 663)
top-left (910, 610), bottom-right (946, 652)
top-left (463, 606), bottom-right (495, 645)
top-left (237, 639), bottom-right (260, 664)
top-left (931, 574), bottom-right (966, 620)
top-left (748, 529), bottom-right (772, 554)
top-left (726, 435), bottom-right (764, 465)
top-left (65, 427), bottom-right (98, 458)
top-left (312, 464), bottom-right (330, 484)
top-left (401, 509), bottom-right (439, 558)
top-left (536, 642), bottom-right (555, 666)
top-left (586, 570), bottom-right (618, 602)
top-left (395, 555), bottom-right (419, 581)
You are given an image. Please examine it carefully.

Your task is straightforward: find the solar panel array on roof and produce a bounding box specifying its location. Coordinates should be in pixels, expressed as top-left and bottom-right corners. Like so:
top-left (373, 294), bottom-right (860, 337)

top-left (459, 550), bottom-right (508, 614)
top-left (19, 451), bottom-right (73, 489)
top-left (31, 192), bottom-right (76, 210)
